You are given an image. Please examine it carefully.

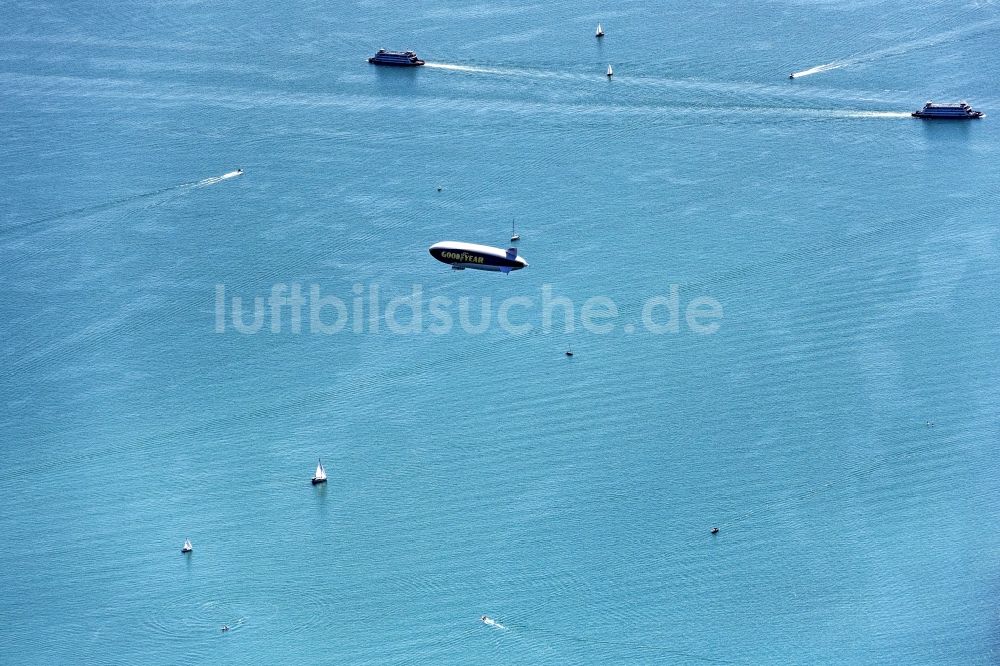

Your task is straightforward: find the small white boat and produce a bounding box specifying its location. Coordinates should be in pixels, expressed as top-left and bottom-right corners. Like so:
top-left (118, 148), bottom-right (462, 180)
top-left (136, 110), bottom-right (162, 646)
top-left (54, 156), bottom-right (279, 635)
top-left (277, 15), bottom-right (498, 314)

top-left (510, 219), bottom-right (520, 242)
top-left (606, 64), bottom-right (613, 78)
top-left (312, 459), bottom-right (327, 485)
top-left (595, 23), bottom-right (604, 38)
top-left (181, 538), bottom-right (193, 553)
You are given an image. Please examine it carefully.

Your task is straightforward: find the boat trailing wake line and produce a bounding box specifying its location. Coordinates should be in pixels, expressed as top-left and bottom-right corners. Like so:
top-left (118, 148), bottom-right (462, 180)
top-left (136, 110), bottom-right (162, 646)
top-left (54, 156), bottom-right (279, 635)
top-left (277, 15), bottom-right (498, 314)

top-left (481, 615), bottom-right (507, 630)
top-left (478, 614), bottom-right (731, 663)
top-left (790, 14), bottom-right (1000, 78)
top-left (790, 63), bottom-right (844, 79)
top-left (1, 169), bottom-right (243, 236)
top-left (0, 183), bottom-right (184, 235)
top-left (423, 62), bottom-right (513, 75)
top-left (424, 60), bottom-right (901, 108)
top-left (192, 168), bottom-right (244, 188)
top-left (521, 624), bottom-right (737, 664)
top-left (832, 110), bottom-right (913, 119)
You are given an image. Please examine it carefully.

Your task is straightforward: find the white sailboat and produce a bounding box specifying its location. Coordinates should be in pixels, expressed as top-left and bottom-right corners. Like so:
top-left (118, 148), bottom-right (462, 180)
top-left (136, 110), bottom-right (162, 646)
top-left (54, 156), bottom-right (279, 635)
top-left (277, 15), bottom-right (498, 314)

top-left (606, 64), bottom-right (613, 78)
top-left (595, 23), bottom-right (604, 38)
top-left (181, 538), bottom-right (193, 553)
top-left (510, 219), bottom-right (520, 242)
top-left (312, 459), bottom-right (327, 485)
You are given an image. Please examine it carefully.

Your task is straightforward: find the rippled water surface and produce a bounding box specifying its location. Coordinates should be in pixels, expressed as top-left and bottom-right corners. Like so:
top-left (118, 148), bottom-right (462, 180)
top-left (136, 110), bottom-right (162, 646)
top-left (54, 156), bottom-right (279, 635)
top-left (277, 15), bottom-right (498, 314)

top-left (2, 0), bottom-right (999, 663)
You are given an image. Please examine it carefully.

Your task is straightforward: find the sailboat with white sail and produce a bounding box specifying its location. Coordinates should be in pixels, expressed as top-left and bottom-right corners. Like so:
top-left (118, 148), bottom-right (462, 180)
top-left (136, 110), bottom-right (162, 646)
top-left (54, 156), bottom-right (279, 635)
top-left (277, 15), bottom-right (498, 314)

top-left (595, 23), bottom-right (604, 38)
top-left (510, 219), bottom-right (520, 242)
top-left (181, 538), bottom-right (193, 553)
top-left (312, 459), bottom-right (327, 485)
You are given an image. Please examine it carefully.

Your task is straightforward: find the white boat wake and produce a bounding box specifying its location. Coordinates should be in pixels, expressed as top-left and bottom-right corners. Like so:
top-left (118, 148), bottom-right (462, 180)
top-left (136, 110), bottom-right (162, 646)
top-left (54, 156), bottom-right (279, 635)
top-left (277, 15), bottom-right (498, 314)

top-left (791, 63), bottom-right (844, 79)
top-left (790, 15), bottom-right (1000, 78)
top-left (194, 169), bottom-right (244, 187)
top-left (2, 168), bottom-right (246, 236)
top-left (837, 110), bottom-right (913, 119)
top-left (481, 615), bottom-right (506, 630)
top-left (423, 62), bottom-right (514, 76)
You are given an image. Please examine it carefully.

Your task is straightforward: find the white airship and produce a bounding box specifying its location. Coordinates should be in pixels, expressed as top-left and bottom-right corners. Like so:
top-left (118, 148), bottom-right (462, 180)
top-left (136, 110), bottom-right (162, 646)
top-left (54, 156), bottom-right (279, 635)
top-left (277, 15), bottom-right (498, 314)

top-left (429, 241), bottom-right (528, 273)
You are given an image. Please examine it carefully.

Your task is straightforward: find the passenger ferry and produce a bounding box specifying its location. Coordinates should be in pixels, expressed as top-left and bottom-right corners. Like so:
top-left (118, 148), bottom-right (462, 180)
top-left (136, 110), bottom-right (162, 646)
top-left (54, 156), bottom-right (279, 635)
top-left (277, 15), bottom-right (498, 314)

top-left (912, 101), bottom-right (983, 119)
top-left (368, 49), bottom-right (425, 66)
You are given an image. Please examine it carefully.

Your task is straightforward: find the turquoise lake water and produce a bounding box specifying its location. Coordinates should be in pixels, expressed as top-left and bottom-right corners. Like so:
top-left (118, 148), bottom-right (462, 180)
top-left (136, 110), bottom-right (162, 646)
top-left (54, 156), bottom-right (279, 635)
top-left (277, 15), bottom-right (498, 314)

top-left (2, 1), bottom-right (999, 663)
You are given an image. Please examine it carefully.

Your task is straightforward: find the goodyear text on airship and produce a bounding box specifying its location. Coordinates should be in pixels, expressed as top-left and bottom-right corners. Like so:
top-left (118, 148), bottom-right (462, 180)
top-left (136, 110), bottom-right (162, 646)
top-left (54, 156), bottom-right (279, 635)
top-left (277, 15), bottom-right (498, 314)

top-left (429, 241), bottom-right (528, 273)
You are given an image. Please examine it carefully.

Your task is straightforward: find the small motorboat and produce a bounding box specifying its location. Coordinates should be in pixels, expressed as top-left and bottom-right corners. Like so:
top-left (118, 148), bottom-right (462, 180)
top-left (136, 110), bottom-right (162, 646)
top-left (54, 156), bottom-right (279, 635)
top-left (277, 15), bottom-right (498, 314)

top-left (710, 527), bottom-right (720, 535)
top-left (788, 73), bottom-right (795, 79)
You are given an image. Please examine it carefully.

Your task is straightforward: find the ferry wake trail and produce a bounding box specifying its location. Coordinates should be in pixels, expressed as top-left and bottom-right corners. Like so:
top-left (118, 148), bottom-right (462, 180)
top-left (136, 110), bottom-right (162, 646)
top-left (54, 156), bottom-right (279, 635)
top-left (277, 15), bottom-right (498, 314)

top-left (834, 110), bottom-right (913, 119)
top-left (423, 62), bottom-right (515, 76)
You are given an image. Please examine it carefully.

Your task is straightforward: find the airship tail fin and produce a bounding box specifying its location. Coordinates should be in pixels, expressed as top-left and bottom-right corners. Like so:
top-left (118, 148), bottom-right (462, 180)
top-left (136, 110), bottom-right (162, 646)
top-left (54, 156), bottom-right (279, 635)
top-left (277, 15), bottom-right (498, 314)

top-left (500, 267), bottom-right (511, 275)
top-left (506, 247), bottom-right (518, 259)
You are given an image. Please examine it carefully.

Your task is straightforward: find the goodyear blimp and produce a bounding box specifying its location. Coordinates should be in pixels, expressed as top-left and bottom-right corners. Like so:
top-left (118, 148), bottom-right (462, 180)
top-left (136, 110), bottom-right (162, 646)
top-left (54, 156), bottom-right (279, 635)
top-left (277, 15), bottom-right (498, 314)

top-left (429, 241), bottom-right (528, 273)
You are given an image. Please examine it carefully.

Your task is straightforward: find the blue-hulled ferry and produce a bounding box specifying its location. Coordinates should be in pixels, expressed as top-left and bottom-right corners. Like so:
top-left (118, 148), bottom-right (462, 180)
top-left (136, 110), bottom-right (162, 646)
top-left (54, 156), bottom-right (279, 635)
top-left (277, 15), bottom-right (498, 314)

top-left (912, 101), bottom-right (984, 119)
top-left (368, 49), bottom-right (425, 66)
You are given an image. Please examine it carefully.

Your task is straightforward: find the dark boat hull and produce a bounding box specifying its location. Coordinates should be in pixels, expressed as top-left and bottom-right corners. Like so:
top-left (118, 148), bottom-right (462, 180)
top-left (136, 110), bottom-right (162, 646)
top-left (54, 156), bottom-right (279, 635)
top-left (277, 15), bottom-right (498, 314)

top-left (311, 478), bottom-right (327, 485)
top-left (912, 111), bottom-right (983, 119)
top-left (368, 58), bottom-right (425, 66)
top-left (912, 103), bottom-right (984, 119)
top-left (368, 50), bottom-right (425, 66)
